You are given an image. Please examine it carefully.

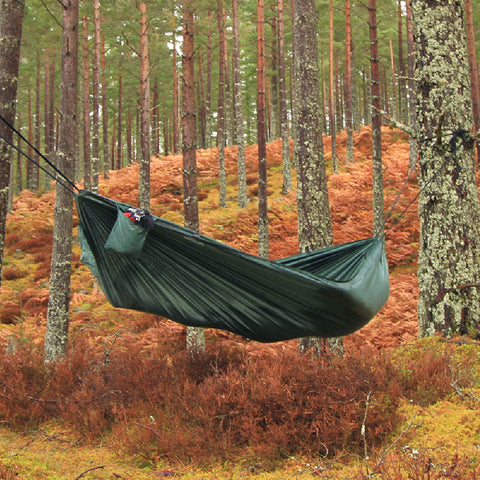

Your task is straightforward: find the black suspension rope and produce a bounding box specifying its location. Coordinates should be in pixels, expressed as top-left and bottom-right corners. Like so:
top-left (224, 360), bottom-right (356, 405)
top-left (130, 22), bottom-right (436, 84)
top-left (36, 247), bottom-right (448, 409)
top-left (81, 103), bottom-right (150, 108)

top-left (0, 113), bottom-right (78, 193)
top-left (0, 132), bottom-right (76, 195)
top-left (379, 129), bottom-right (476, 237)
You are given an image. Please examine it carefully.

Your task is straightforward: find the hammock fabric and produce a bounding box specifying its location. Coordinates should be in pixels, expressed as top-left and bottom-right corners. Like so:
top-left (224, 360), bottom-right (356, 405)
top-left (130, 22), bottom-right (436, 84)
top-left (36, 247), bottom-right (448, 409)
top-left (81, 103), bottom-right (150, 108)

top-left (75, 190), bottom-right (389, 343)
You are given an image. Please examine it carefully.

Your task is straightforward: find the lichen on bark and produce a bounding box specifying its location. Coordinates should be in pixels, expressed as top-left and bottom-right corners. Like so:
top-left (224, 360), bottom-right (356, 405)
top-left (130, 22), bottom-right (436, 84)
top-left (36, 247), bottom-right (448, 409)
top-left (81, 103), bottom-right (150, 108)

top-left (413, 0), bottom-right (480, 338)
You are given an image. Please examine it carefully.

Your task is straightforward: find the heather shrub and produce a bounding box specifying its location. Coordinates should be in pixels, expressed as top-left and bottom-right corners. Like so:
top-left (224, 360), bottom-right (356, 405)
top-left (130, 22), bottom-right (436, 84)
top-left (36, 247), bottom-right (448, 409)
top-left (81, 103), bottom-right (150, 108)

top-left (0, 335), bottom-right (476, 466)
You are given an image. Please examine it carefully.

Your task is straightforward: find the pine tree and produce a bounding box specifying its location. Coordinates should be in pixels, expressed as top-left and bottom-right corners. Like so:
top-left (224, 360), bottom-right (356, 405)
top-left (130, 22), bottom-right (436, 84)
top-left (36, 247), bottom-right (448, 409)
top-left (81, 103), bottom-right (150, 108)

top-left (45, 0), bottom-right (79, 362)
top-left (138, 1), bottom-right (151, 210)
top-left (182, 0), bottom-right (205, 354)
top-left (0, 0), bottom-right (25, 287)
top-left (413, 0), bottom-right (480, 337)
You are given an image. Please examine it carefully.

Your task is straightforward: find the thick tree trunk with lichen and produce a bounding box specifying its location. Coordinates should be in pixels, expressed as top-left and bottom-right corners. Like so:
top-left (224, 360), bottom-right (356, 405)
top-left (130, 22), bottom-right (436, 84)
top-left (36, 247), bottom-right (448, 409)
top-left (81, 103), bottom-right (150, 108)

top-left (293, 0), bottom-right (342, 355)
top-left (413, 0), bottom-right (480, 338)
top-left (45, 0), bottom-right (78, 362)
top-left (182, 0), bottom-right (205, 354)
top-left (0, 0), bottom-right (25, 287)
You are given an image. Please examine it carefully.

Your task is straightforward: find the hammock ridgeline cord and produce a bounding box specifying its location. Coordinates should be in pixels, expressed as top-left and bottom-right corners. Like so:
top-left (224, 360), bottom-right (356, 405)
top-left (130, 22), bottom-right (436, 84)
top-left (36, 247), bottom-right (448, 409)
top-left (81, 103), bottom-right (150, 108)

top-left (0, 113), bottom-right (78, 194)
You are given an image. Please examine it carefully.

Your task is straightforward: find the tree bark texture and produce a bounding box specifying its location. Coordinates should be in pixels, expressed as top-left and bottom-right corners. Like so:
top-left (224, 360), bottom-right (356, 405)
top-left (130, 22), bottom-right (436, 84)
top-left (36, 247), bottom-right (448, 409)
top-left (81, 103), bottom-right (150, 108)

top-left (138, 1), bottom-right (151, 210)
top-left (82, 15), bottom-right (91, 191)
top-left (217, 0), bottom-right (227, 208)
top-left (232, 0), bottom-right (247, 209)
top-left (101, 40), bottom-right (109, 179)
top-left (91, 0), bottom-right (101, 191)
top-left (45, 0), bottom-right (78, 362)
top-left (0, 0), bottom-right (25, 286)
top-left (413, 0), bottom-right (480, 338)
top-left (293, 0), bottom-right (332, 254)
top-left (464, 0), bottom-right (480, 158)
top-left (344, 0), bottom-right (354, 164)
top-left (328, 0), bottom-right (338, 173)
top-left (406, 0), bottom-right (418, 169)
top-left (182, 0), bottom-right (205, 354)
top-left (257, 0), bottom-right (269, 260)
top-left (278, 0), bottom-right (292, 194)
top-left (368, 0), bottom-right (384, 238)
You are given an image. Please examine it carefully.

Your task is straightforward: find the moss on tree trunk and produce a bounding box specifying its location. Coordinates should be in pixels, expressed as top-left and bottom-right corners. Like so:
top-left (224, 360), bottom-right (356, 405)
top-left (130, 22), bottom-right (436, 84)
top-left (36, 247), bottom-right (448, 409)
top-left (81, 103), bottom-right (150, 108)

top-left (413, 0), bottom-right (480, 338)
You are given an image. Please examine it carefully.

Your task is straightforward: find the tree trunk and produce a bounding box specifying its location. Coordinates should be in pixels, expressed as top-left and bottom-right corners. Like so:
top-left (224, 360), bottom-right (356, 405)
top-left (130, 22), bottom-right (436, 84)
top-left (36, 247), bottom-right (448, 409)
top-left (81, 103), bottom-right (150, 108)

top-left (34, 57), bottom-right (40, 190)
top-left (293, 0), bottom-right (340, 355)
top-left (405, 0), bottom-right (417, 170)
top-left (0, 0), bottom-right (25, 287)
top-left (45, 0), bottom-right (78, 363)
top-left (217, 0), bottom-right (227, 208)
top-left (43, 50), bottom-right (52, 190)
top-left (328, 0), bottom-right (338, 173)
top-left (232, 0), bottom-right (247, 208)
top-left (205, 11), bottom-right (213, 149)
top-left (172, 31), bottom-right (181, 154)
top-left (138, 1), bottom-right (151, 210)
top-left (91, 0), bottom-right (101, 191)
top-left (389, 39), bottom-right (398, 121)
top-left (464, 0), bottom-right (480, 160)
top-left (397, 0), bottom-right (406, 123)
top-left (413, 0), bottom-right (480, 338)
top-left (368, 0), bottom-right (384, 238)
top-left (344, 0), bottom-right (354, 163)
top-left (269, 12), bottom-right (279, 141)
top-left (278, 0), bottom-right (292, 194)
top-left (82, 15), bottom-right (91, 191)
top-left (116, 71), bottom-right (122, 170)
top-left (182, 0), bottom-right (205, 354)
top-left (257, 0), bottom-right (269, 260)
top-left (101, 40), bottom-right (109, 179)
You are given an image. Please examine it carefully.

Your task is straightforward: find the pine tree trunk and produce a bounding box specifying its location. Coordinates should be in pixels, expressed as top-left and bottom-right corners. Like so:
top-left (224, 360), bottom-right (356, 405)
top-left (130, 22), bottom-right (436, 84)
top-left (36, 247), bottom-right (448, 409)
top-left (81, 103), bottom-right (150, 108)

top-left (91, 0), bottom-right (101, 191)
top-left (101, 40), bottom-right (109, 179)
top-left (368, 0), bottom-right (384, 238)
top-left (45, 0), bottom-right (78, 363)
top-left (116, 71), bottom-right (122, 170)
top-left (278, 0), bottom-right (292, 194)
top-left (413, 0), bottom-right (480, 338)
top-left (405, 0), bottom-right (417, 170)
top-left (217, 0), bottom-right (227, 208)
top-left (0, 0), bottom-right (25, 287)
top-left (182, 0), bottom-right (205, 354)
top-left (232, 0), bottom-right (247, 208)
top-left (269, 13), bottom-right (279, 141)
top-left (257, 0), bottom-right (269, 260)
top-left (172, 32), bottom-right (181, 154)
top-left (82, 15), bottom-right (91, 191)
top-left (397, 0), bottom-right (406, 123)
top-left (293, 0), bottom-right (340, 355)
top-left (138, 1), bottom-right (151, 210)
top-left (34, 58), bottom-right (40, 190)
top-left (205, 12), bottom-right (213, 149)
top-left (27, 92), bottom-right (35, 190)
top-left (328, 0), bottom-right (338, 173)
top-left (389, 39), bottom-right (398, 121)
top-left (345, 0), bottom-right (354, 163)
top-left (464, 0), bottom-right (480, 159)
top-left (43, 50), bottom-right (52, 190)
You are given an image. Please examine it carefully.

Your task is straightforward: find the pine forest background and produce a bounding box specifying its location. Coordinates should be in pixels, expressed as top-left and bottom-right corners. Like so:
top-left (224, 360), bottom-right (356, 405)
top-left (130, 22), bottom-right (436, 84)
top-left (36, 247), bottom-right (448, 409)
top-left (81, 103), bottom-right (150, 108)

top-left (3, 1), bottom-right (480, 478)
top-left (14, 0), bottom-right (478, 189)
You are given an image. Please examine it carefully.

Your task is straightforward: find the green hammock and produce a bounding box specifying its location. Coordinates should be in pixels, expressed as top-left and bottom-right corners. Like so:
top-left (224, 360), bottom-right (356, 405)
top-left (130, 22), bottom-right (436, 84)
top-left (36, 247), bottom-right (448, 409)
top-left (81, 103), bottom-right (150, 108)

top-left (75, 190), bottom-right (389, 343)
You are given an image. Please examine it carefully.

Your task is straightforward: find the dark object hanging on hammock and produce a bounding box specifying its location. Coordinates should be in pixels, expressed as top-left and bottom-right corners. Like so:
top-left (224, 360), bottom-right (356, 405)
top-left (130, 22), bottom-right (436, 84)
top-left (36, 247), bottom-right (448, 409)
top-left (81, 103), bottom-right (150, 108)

top-left (75, 190), bottom-right (389, 343)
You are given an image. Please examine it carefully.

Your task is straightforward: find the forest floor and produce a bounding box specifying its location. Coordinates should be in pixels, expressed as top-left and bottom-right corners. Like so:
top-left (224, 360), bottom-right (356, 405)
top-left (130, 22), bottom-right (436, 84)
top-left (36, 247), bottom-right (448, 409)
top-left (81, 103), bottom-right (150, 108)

top-left (1, 127), bottom-right (480, 479)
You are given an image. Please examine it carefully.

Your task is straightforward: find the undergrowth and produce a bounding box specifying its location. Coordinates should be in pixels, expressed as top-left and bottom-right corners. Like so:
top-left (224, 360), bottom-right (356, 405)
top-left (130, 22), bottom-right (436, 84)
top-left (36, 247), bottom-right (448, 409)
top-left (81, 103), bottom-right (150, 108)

top-left (0, 334), bottom-right (476, 469)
